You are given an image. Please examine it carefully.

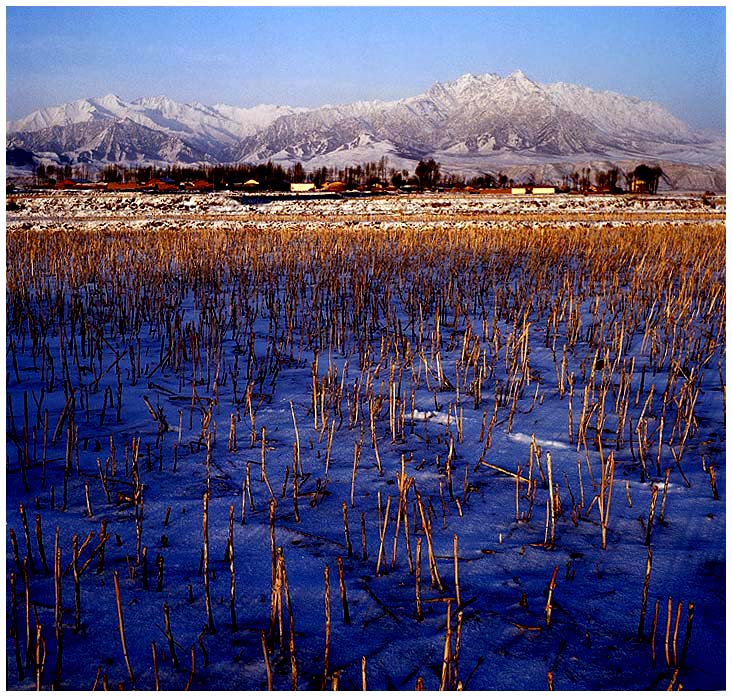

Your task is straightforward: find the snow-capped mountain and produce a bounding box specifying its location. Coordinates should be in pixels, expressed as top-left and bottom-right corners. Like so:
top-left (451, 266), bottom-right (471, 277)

top-left (230, 70), bottom-right (709, 164)
top-left (8, 119), bottom-right (212, 165)
top-left (7, 95), bottom-right (304, 161)
top-left (7, 71), bottom-right (724, 179)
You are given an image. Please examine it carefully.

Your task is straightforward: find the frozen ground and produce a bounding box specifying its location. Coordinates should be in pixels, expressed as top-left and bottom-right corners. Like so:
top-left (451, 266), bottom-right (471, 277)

top-left (6, 189), bottom-right (725, 223)
top-left (5, 192), bottom-right (726, 690)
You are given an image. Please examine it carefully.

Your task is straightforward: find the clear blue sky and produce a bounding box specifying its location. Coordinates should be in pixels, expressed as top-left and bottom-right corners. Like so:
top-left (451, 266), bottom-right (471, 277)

top-left (6, 6), bottom-right (726, 133)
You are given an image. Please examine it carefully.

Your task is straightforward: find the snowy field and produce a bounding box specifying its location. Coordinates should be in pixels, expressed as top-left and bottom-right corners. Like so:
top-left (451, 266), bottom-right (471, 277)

top-left (5, 191), bottom-right (725, 690)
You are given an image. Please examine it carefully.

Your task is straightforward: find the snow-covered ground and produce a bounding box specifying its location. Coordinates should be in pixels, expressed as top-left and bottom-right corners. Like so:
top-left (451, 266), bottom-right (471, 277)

top-left (6, 189), bottom-right (725, 217)
top-left (5, 192), bottom-right (725, 690)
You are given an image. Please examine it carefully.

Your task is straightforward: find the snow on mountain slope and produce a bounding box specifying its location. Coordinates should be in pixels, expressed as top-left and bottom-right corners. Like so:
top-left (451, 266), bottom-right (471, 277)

top-left (8, 119), bottom-right (211, 165)
top-left (545, 81), bottom-right (695, 143)
top-left (212, 103), bottom-right (309, 137)
top-left (233, 70), bottom-right (714, 165)
top-left (8, 95), bottom-right (306, 148)
top-left (8, 94), bottom-right (131, 132)
top-left (6, 71), bottom-right (724, 181)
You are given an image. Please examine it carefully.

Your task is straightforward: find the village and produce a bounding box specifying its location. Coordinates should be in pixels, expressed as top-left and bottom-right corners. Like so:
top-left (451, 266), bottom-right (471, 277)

top-left (8, 158), bottom-right (670, 196)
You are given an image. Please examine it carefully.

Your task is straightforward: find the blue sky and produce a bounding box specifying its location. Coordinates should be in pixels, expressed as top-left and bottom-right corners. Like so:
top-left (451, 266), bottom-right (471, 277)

top-left (6, 6), bottom-right (726, 133)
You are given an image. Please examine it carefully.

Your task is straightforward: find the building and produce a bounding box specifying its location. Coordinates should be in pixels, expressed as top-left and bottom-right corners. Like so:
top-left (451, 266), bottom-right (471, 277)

top-left (291, 182), bottom-right (316, 193)
top-left (323, 181), bottom-right (346, 193)
top-left (182, 179), bottom-right (213, 192)
top-left (146, 178), bottom-right (179, 192)
top-left (629, 180), bottom-right (649, 194)
top-left (107, 182), bottom-right (142, 191)
top-left (511, 187), bottom-right (527, 195)
top-left (55, 178), bottom-right (79, 190)
top-left (532, 186), bottom-right (556, 195)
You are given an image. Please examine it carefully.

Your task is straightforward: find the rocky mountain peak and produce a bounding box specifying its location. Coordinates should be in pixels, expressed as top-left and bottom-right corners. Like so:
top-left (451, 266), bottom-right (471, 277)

top-left (7, 71), bottom-right (723, 188)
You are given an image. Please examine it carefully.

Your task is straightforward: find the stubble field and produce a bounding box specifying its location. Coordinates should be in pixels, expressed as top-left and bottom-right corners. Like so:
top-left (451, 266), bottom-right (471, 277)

top-left (5, 191), bottom-right (726, 690)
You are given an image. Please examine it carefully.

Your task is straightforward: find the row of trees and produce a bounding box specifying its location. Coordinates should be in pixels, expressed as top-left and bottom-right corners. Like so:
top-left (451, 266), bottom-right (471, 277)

top-left (32, 159), bottom-right (662, 193)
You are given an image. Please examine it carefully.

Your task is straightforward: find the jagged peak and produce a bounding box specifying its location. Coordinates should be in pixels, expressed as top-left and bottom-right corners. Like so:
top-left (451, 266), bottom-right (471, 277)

top-left (93, 93), bottom-right (125, 105)
top-left (504, 69), bottom-right (539, 90)
top-left (7, 70), bottom-right (712, 172)
top-left (132, 95), bottom-right (180, 109)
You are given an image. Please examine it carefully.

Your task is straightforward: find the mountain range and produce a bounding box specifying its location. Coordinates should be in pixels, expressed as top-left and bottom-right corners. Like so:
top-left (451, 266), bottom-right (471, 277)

top-left (6, 71), bottom-right (725, 189)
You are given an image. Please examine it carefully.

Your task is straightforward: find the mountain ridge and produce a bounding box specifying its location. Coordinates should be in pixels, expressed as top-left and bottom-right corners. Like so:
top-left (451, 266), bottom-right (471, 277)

top-left (7, 71), bottom-right (725, 189)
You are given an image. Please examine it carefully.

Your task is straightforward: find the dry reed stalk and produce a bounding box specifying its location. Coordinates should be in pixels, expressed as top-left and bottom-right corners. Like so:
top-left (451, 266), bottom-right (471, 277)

top-left (226, 506), bottom-right (237, 629)
top-left (260, 426), bottom-right (266, 481)
top-left (24, 557), bottom-right (32, 670)
top-left (151, 641), bottom-right (160, 690)
top-left (350, 440), bottom-right (361, 507)
top-left (72, 535), bottom-right (81, 631)
top-left (403, 488), bottom-right (415, 573)
top-left (61, 531), bottom-right (94, 577)
top-left (546, 451), bottom-right (555, 550)
top-left (260, 631), bottom-right (273, 690)
top-left (645, 485), bottom-right (659, 547)
top-left (134, 484), bottom-right (144, 565)
top-left (656, 416), bottom-right (664, 477)
top-left (680, 600), bottom-right (694, 667)
top-left (416, 490), bottom-right (443, 591)
top-left (545, 565), bottom-right (559, 629)
top-left (336, 557), bottom-right (350, 625)
top-left (84, 480), bottom-right (94, 517)
top-left (325, 421), bottom-right (335, 476)
top-left (276, 547), bottom-right (298, 690)
top-left (342, 501), bottom-right (353, 557)
top-left (452, 609), bottom-right (464, 689)
top-left (18, 504), bottom-right (35, 574)
top-left (707, 462), bottom-right (719, 500)
top-left (292, 459), bottom-right (300, 523)
top-left (439, 600), bottom-right (453, 690)
top-left (8, 528), bottom-right (24, 581)
top-left (664, 596), bottom-right (672, 668)
top-left (269, 550), bottom-right (284, 651)
top-left (202, 492), bottom-right (216, 633)
top-left (415, 537), bottom-right (424, 621)
top-left (53, 529), bottom-right (62, 689)
top-left (666, 668), bottom-right (680, 691)
top-left (228, 412), bottom-right (237, 452)
top-left (360, 511), bottom-right (368, 561)
top-left (9, 572), bottom-right (24, 680)
top-left (197, 626), bottom-right (209, 667)
top-left (599, 451), bottom-right (615, 550)
top-left (391, 458), bottom-right (408, 569)
top-left (453, 534), bottom-right (461, 607)
top-left (34, 514), bottom-right (49, 576)
top-left (659, 467), bottom-right (671, 522)
top-left (113, 570), bottom-right (135, 687)
top-left (35, 623), bottom-right (46, 691)
top-left (163, 602), bottom-right (179, 668)
top-left (650, 598), bottom-right (660, 665)
top-left (638, 547), bottom-right (653, 640)
top-left (184, 646), bottom-right (195, 691)
top-left (671, 600), bottom-right (683, 667)
top-left (289, 400), bottom-right (301, 477)
top-left (322, 564), bottom-right (331, 689)
top-left (375, 495), bottom-right (392, 576)
top-left (479, 459), bottom-right (531, 484)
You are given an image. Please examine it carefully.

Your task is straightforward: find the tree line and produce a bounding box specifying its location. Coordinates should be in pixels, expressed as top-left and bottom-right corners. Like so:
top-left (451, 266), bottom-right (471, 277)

top-left (32, 158), bottom-right (663, 193)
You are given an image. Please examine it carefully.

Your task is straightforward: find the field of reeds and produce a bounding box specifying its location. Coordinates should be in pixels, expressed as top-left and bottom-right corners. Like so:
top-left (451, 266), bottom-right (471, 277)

top-left (5, 192), bottom-right (725, 690)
